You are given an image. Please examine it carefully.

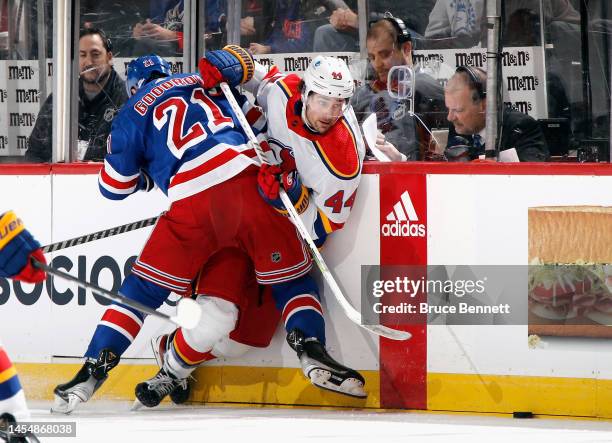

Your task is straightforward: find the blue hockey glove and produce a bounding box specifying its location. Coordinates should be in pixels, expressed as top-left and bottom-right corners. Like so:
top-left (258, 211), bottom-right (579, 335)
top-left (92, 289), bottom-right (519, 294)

top-left (199, 45), bottom-right (254, 89)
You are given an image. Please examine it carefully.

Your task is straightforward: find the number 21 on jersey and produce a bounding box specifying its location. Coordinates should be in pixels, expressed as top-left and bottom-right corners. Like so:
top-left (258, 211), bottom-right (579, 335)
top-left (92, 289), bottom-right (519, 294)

top-left (153, 87), bottom-right (233, 158)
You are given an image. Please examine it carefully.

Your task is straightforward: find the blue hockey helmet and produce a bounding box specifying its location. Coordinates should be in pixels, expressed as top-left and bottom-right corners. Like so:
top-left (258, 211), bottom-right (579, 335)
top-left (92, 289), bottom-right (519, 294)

top-left (126, 54), bottom-right (172, 97)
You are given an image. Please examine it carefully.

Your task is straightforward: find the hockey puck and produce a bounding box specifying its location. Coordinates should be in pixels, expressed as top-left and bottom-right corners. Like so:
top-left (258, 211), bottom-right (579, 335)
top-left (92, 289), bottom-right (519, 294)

top-left (513, 411), bottom-right (533, 419)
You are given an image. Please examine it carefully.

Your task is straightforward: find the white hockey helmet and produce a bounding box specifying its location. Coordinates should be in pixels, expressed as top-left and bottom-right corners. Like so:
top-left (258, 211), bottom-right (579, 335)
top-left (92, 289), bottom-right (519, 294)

top-left (302, 55), bottom-right (354, 102)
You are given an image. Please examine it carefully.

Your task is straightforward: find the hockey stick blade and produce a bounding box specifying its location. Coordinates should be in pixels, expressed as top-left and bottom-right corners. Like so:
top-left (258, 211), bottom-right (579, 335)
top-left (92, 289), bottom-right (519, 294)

top-left (43, 216), bottom-right (159, 253)
top-left (219, 82), bottom-right (409, 341)
top-left (170, 298), bottom-right (201, 330)
top-left (32, 259), bottom-right (201, 330)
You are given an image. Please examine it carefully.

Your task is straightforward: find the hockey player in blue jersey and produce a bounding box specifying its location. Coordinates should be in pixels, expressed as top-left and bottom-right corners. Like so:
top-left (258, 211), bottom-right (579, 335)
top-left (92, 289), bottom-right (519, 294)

top-left (52, 54), bottom-right (362, 413)
top-left (0, 211), bottom-right (44, 442)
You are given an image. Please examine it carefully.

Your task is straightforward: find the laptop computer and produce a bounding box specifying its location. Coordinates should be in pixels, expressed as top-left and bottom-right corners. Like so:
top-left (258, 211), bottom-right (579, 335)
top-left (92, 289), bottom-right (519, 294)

top-left (538, 118), bottom-right (570, 156)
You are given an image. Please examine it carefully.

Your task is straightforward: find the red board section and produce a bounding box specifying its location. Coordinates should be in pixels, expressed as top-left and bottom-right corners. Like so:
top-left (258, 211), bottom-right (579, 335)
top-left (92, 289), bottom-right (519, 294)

top-left (2, 160), bottom-right (610, 176)
top-left (52, 163), bottom-right (103, 175)
top-left (364, 161), bottom-right (612, 175)
top-left (0, 164), bottom-right (51, 175)
top-left (379, 173), bottom-right (427, 410)
top-left (0, 163), bottom-right (103, 175)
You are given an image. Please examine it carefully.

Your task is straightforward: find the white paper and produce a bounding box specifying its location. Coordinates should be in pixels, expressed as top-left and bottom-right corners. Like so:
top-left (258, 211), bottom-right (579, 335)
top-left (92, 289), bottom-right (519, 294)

top-left (362, 113), bottom-right (391, 162)
top-left (498, 147), bottom-right (520, 162)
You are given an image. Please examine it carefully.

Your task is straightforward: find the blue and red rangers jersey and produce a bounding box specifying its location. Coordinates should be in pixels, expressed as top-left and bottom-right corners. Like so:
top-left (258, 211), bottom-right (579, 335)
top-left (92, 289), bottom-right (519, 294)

top-left (99, 73), bottom-right (267, 202)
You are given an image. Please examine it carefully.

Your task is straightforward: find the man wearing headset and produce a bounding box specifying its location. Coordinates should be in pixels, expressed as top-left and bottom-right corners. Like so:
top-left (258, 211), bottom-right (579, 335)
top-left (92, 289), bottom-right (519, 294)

top-left (444, 65), bottom-right (549, 162)
top-left (351, 16), bottom-right (447, 161)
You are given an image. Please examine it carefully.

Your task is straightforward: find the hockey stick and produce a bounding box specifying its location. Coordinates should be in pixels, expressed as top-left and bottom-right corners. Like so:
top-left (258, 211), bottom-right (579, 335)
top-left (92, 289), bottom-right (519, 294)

top-left (31, 259), bottom-right (201, 330)
top-left (42, 216), bottom-right (159, 253)
top-left (220, 82), bottom-right (410, 341)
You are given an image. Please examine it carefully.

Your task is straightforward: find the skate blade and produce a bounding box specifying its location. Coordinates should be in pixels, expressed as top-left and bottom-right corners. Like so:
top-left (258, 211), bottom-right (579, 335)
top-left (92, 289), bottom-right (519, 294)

top-left (131, 398), bottom-right (146, 411)
top-left (309, 369), bottom-right (368, 399)
top-left (50, 394), bottom-right (81, 414)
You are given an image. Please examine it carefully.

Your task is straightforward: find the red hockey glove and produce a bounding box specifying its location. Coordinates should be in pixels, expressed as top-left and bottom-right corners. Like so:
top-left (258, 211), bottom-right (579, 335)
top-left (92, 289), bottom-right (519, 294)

top-left (198, 57), bottom-right (225, 90)
top-left (257, 164), bottom-right (308, 214)
top-left (198, 45), bottom-right (254, 90)
top-left (257, 164), bottom-right (282, 200)
top-left (14, 248), bottom-right (47, 283)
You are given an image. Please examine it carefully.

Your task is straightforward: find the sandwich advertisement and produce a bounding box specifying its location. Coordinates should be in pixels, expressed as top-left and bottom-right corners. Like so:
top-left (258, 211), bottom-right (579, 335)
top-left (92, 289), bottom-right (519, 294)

top-left (528, 206), bottom-right (612, 337)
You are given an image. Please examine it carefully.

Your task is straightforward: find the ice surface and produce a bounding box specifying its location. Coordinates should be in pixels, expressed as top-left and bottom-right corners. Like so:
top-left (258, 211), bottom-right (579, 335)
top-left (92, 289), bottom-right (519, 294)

top-left (26, 401), bottom-right (612, 443)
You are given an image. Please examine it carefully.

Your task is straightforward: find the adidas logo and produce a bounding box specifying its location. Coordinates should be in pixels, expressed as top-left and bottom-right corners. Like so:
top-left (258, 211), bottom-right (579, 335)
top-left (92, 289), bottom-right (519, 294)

top-left (381, 191), bottom-right (426, 237)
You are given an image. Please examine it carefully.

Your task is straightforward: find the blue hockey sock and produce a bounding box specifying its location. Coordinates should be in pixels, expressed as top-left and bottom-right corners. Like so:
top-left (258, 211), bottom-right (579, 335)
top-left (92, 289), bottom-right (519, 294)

top-left (85, 274), bottom-right (170, 358)
top-left (272, 274), bottom-right (326, 344)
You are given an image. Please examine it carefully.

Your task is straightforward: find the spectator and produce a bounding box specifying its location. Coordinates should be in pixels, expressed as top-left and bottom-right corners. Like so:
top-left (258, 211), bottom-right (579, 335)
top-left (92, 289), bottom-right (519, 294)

top-left (351, 17), bottom-right (446, 161)
top-left (444, 66), bottom-right (549, 162)
top-left (240, 0), bottom-right (273, 47)
top-left (423, 0), bottom-right (485, 48)
top-left (25, 28), bottom-right (127, 163)
top-left (249, 0), bottom-right (341, 54)
top-left (129, 0), bottom-right (185, 56)
top-left (313, 1), bottom-right (434, 52)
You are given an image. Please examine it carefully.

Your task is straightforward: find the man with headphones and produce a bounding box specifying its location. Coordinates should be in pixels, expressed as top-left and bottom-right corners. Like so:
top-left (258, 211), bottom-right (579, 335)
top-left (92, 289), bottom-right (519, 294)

top-left (25, 28), bottom-right (128, 163)
top-left (445, 65), bottom-right (549, 161)
top-left (351, 16), bottom-right (447, 161)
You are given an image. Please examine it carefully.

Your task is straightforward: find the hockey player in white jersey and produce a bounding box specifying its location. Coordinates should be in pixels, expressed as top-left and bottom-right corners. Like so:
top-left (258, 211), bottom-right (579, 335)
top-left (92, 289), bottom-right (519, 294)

top-left (201, 49), bottom-right (365, 244)
top-left (194, 47), bottom-right (368, 398)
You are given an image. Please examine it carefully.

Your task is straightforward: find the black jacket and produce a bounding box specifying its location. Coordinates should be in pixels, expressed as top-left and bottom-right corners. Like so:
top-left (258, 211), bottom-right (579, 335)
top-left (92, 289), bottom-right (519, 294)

top-left (447, 108), bottom-right (550, 162)
top-left (25, 69), bottom-right (128, 163)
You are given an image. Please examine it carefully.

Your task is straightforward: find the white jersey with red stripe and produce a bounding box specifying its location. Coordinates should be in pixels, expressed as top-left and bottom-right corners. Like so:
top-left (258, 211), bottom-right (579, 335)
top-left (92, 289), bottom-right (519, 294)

top-left (247, 66), bottom-right (365, 244)
top-left (99, 73), bottom-right (267, 203)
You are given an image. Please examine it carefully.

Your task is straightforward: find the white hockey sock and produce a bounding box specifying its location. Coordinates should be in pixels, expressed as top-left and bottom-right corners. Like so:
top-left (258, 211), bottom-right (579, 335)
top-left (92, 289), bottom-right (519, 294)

top-left (0, 389), bottom-right (31, 422)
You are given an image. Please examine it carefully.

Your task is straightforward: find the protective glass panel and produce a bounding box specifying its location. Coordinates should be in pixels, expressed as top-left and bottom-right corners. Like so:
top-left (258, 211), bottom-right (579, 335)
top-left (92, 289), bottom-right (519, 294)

top-left (70, 1), bottom-right (189, 163)
top-left (543, 0), bottom-right (611, 162)
top-left (0, 0), bottom-right (53, 163)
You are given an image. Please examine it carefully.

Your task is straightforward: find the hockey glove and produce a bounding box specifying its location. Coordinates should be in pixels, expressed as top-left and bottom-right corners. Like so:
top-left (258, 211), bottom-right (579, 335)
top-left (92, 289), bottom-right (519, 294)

top-left (198, 45), bottom-right (255, 89)
top-left (0, 211), bottom-right (46, 283)
top-left (257, 164), bottom-right (309, 215)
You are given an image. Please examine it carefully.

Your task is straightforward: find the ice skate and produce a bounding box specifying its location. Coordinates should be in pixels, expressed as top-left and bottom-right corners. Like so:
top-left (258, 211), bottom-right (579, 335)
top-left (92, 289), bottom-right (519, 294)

top-left (52, 348), bottom-right (119, 414)
top-left (287, 329), bottom-right (367, 399)
top-left (134, 368), bottom-right (187, 408)
top-left (0, 413), bottom-right (40, 443)
top-left (151, 332), bottom-right (190, 404)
